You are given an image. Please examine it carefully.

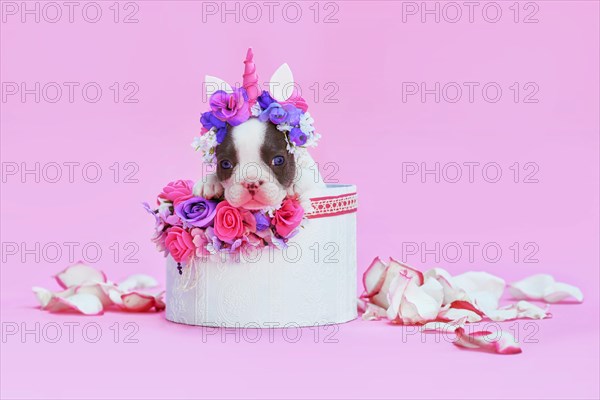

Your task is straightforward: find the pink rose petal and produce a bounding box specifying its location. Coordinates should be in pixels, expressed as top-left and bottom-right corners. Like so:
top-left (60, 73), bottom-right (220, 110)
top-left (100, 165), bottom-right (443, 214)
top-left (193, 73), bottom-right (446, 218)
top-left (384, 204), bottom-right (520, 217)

top-left (54, 262), bottom-right (107, 289)
top-left (421, 317), bottom-right (467, 333)
top-left (361, 257), bottom-right (388, 298)
top-left (454, 327), bottom-right (522, 355)
top-left (438, 305), bottom-right (483, 323)
top-left (121, 292), bottom-right (156, 312)
top-left (357, 298), bottom-right (367, 313)
top-left (389, 258), bottom-right (424, 285)
top-left (509, 274), bottom-right (583, 303)
top-left (45, 293), bottom-right (104, 316)
top-left (452, 272), bottom-right (505, 315)
top-left (371, 260), bottom-right (410, 309)
top-left (118, 274), bottom-right (159, 292)
top-left (486, 300), bottom-right (549, 321)
top-left (75, 283), bottom-right (116, 308)
top-left (424, 268), bottom-right (466, 306)
top-left (154, 292), bottom-right (166, 311)
top-left (385, 273), bottom-right (411, 321)
top-left (398, 278), bottom-right (443, 324)
top-left (362, 302), bottom-right (388, 321)
top-left (438, 299), bottom-right (485, 323)
top-left (35, 265), bottom-right (164, 315)
top-left (32, 286), bottom-right (76, 309)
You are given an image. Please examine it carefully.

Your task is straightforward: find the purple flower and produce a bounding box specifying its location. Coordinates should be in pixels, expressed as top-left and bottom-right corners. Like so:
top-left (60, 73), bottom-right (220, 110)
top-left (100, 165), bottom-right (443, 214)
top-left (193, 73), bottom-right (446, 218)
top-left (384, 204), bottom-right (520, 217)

top-left (259, 103), bottom-right (288, 125)
top-left (142, 202), bottom-right (160, 227)
top-left (200, 111), bottom-right (228, 143)
top-left (209, 88), bottom-right (250, 126)
top-left (270, 235), bottom-right (288, 250)
top-left (253, 212), bottom-right (270, 231)
top-left (205, 227), bottom-right (222, 253)
top-left (257, 90), bottom-right (275, 109)
top-left (200, 111), bottom-right (226, 131)
top-left (283, 104), bottom-right (302, 125)
top-left (289, 127), bottom-right (307, 146)
top-left (175, 197), bottom-right (218, 228)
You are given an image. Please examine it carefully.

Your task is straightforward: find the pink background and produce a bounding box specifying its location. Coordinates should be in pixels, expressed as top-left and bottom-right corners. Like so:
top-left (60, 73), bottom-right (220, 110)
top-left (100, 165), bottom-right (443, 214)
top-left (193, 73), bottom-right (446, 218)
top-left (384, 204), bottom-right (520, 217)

top-left (1, 1), bottom-right (598, 399)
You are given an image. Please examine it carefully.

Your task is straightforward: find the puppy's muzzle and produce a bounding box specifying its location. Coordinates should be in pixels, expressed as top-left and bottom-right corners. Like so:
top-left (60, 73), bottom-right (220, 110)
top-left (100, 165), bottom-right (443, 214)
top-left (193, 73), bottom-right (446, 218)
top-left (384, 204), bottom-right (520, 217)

top-left (242, 180), bottom-right (265, 196)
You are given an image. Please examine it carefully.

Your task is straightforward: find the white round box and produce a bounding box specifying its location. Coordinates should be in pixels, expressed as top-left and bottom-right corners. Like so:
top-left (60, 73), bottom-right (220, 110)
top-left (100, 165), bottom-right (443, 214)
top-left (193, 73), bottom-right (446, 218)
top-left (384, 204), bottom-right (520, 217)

top-left (165, 184), bottom-right (357, 328)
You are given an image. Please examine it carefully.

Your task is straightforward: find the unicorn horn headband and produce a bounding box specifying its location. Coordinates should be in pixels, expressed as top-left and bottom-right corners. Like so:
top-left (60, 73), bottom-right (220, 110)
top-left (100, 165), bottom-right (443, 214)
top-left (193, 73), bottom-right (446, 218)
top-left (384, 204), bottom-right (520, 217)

top-left (192, 48), bottom-right (320, 164)
top-left (243, 48), bottom-right (260, 105)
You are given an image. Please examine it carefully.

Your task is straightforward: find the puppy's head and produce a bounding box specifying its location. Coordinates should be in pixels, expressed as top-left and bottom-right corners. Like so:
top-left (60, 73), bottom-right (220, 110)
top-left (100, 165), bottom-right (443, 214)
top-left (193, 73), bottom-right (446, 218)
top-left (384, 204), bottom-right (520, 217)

top-left (215, 118), bottom-right (296, 210)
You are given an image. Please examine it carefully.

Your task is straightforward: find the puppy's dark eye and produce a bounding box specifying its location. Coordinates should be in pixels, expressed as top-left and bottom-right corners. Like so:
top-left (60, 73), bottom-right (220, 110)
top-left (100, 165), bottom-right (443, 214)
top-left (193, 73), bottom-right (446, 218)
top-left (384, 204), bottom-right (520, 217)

top-left (220, 159), bottom-right (233, 170)
top-left (272, 155), bottom-right (285, 166)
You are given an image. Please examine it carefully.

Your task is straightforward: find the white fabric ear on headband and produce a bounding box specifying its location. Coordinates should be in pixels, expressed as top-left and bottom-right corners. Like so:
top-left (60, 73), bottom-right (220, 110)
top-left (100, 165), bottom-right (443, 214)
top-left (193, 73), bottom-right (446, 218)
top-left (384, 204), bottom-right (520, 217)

top-left (269, 63), bottom-right (295, 102)
top-left (204, 75), bottom-right (233, 96)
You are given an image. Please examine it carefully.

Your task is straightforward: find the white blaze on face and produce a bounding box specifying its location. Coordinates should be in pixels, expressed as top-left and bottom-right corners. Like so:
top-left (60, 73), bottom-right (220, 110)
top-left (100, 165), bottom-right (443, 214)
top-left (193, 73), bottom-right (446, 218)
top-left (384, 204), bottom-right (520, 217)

top-left (232, 118), bottom-right (266, 180)
top-left (222, 119), bottom-right (288, 210)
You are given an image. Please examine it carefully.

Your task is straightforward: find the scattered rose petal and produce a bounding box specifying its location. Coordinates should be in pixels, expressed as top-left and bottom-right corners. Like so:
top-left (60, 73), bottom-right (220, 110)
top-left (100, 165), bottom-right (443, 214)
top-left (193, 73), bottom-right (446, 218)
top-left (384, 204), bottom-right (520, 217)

top-left (362, 257), bottom-right (388, 298)
top-left (424, 268), bottom-right (463, 305)
top-left (32, 286), bottom-right (76, 309)
top-left (398, 278), bottom-right (443, 324)
top-left (421, 317), bottom-right (467, 333)
top-left (371, 258), bottom-right (425, 309)
top-left (371, 261), bottom-right (405, 309)
top-left (509, 274), bottom-right (583, 303)
top-left (385, 272), bottom-right (411, 321)
top-left (35, 264), bottom-right (163, 315)
top-left (486, 300), bottom-right (549, 321)
top-left (362, 302), bottom-right (388, 321)
top-left (358, 257), bottom-right (584, 355)
top-left (454, 327), bottom-right (522, 355)
top-left (452, 272), bottom-right (505, 315)
top-left (438, 301), bottom-right (484, 323)
top-left (75, 283), bottom-right (115, 308)
top-left (154, 292), bottom-right (166, 311)
top-left (55, 262), bottom-right (107, 289)
top-left (357, 298), bottom-right (367, 313)
top-left (45, 293), bottom-right (104, 316)
top-left (121, 292), bottom-right (157, 312)
top-left (111, 289), bottom-right (165, 313)
top-left (118, 274), bottom-right (159, 292)
top-left (389, 258), bottom-right (424, 285)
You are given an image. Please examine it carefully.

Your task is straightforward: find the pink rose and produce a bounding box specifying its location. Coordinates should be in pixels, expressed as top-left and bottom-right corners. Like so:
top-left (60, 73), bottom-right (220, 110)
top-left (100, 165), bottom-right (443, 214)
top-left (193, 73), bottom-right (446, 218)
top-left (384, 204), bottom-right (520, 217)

top-left (213, 201), bottom-right (256, 242)
top-left (158, 180), bottom-right (194, 205)
top-left (272, 198), bottom-right (304, 238)
top-left (164, 226), bottom-right (195, 263)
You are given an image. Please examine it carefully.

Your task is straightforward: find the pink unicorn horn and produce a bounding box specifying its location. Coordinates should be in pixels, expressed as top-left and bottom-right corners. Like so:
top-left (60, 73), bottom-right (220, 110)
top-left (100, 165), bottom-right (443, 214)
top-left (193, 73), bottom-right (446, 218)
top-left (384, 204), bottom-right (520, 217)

top-left (243, 47), bottom-right (260, 105)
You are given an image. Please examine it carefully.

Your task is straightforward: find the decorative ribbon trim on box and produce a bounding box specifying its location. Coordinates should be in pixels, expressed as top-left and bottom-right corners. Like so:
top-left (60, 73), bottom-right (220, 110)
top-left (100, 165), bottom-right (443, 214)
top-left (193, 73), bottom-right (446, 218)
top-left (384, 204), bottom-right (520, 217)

top-left (306, 192), bottom-right (358, 219)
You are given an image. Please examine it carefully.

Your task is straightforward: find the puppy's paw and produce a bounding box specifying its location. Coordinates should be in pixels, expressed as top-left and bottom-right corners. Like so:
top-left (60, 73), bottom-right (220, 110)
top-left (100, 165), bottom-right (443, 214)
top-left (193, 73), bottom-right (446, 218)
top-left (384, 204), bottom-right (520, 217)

top-left (193, 175), bottom-right (224, 199)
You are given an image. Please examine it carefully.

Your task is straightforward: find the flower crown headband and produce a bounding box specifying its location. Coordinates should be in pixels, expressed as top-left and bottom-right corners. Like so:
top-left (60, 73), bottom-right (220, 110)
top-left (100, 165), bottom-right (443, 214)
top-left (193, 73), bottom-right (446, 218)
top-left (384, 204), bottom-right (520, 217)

top-left (192, 48), bottom-right (321, 164)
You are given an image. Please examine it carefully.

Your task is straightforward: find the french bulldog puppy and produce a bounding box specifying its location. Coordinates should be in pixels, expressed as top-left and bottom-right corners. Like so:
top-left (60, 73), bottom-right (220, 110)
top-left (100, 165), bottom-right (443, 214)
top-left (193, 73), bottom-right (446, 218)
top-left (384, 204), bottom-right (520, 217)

top-left (194, 118), bottom-right (325, 211)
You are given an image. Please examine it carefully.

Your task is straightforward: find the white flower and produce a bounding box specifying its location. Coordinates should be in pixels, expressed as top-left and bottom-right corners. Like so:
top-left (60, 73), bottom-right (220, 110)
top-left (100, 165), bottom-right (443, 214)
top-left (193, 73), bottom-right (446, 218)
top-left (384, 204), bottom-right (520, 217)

top-left (276, 122), bottom-right (292, 132)
top-left (192, 129), bottom-right (218, 165)
top-left (191, 136), bottom-right (202, 151)
top-left (251, 102), bottom-right (262, 117)
top-left (299, 112), bottom-right (315, 134)
top-left (304, 132), bottom-right (321, 148)
top-left (286, 142), bottom-right (296, 154)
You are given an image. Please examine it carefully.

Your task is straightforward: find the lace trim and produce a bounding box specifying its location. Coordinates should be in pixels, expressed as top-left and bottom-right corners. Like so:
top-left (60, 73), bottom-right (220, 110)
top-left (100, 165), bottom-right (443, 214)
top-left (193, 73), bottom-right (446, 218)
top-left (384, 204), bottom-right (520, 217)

top-left (306, 192), bottom-right (358, 219)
